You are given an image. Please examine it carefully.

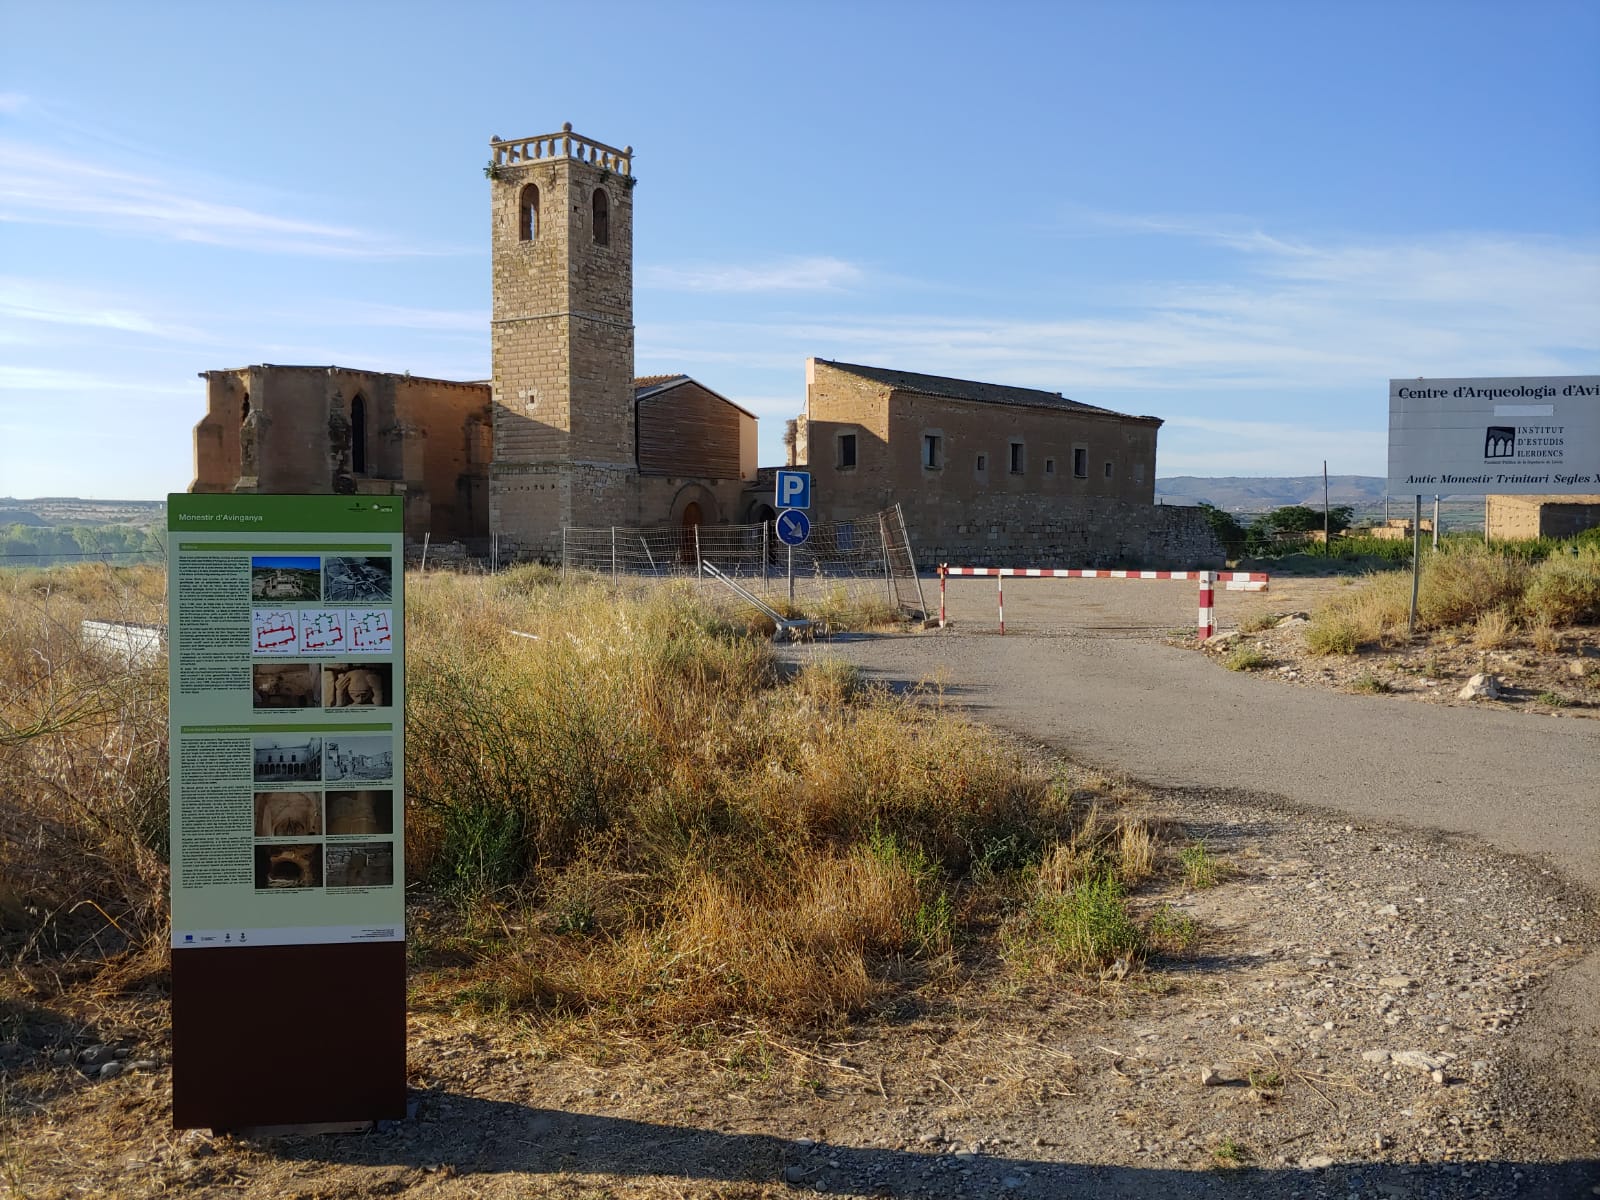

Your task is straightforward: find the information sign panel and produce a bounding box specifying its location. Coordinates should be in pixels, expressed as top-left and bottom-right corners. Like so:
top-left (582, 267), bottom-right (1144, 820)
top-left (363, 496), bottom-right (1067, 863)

top-left (1388, 376), bottom-right (1600, 495)
top-left (167, 493), bottom-right (406, 1129)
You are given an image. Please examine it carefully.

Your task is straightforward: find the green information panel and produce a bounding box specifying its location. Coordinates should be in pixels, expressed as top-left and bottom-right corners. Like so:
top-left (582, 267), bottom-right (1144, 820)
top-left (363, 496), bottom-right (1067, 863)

top-left (167, 494), bottom-right (405, 949)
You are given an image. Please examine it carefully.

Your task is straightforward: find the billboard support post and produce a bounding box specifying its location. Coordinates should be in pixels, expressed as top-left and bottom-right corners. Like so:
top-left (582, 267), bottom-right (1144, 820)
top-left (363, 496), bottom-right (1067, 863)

top-left (1409, 495), bottom-right (1422, 636)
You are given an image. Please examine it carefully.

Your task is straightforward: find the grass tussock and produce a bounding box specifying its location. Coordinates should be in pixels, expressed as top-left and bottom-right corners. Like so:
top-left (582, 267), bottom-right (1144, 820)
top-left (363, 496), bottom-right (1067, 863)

top-left (1304, 541), bottom-right (1600, 653)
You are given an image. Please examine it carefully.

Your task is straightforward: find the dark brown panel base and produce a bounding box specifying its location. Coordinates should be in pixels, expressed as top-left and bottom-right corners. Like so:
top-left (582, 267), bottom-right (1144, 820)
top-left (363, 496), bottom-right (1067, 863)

top-left (171, 941), bottom-right (406, 1130)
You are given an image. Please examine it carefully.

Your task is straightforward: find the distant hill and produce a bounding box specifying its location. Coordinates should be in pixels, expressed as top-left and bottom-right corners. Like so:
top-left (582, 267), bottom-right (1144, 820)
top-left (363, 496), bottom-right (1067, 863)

top-left (1156, 475), bottom-right (1389, 513)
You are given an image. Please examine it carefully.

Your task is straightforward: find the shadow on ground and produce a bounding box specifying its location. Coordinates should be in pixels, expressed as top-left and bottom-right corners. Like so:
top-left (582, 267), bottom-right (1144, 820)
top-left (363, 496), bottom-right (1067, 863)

top-left (269, 1093), bottom-right (1600, 1199)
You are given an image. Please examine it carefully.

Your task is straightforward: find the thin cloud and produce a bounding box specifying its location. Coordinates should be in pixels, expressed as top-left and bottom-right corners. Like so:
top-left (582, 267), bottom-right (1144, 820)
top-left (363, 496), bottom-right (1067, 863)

top-left (0, 139), bottom-right (461, 258)
top-left (640, 256), bottom-right (865, 293)
top-left (643, 230), bottom-right (1600, 395)
top-left (0, 365), bottom-right (192, 395)
top-left (0, 93), bottom-right (26, 115)
top-left (0, 277), bottom-right (201, 339)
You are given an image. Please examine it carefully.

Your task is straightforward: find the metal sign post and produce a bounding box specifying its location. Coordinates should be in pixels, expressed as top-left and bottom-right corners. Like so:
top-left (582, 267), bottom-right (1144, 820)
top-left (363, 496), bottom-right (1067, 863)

top-left (774, 508), bottom-right (811, 608)
top-left (1409, 495), bottom-right (1422, 636)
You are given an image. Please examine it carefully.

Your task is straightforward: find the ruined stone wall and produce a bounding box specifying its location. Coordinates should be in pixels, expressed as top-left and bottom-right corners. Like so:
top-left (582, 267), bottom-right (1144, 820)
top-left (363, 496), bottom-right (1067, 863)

top-left (188, 366), bottom-right (489, 543)
top-left (1486, 494), bottom-right (1600, 540)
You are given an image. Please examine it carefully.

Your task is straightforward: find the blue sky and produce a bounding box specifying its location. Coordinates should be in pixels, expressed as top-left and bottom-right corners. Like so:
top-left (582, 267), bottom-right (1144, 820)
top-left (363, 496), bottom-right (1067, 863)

top-left (2, 0), bottom-right (1596, 499)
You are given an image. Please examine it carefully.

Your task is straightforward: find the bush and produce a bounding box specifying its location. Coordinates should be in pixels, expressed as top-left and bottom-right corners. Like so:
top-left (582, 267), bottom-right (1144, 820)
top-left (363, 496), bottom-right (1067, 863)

top-left (1031, 872), bottom-right (1144, 970)
top-left (1522, 548), bottom-right (1600, 626)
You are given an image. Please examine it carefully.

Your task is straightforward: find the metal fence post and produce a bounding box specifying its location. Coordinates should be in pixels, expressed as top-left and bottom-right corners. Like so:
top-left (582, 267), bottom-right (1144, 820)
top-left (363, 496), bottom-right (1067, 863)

top-left (895, 503), bottom-right (928, 619)
top-left (611, 526), bottom-right (618, 585)
top-left (878, 511), bottom-right (894, 606)
top-left (694, 524), bottom-right (702, 573)
top-left (762, 521), bottom-right (769, 583)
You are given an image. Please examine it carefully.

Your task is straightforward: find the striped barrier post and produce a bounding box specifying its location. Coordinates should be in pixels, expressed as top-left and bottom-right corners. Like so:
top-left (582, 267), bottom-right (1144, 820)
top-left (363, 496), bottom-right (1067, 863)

top-left (1197, 571), bottom-right (1216, 641)
top-left (934, 566), bottom-right (1268, 640)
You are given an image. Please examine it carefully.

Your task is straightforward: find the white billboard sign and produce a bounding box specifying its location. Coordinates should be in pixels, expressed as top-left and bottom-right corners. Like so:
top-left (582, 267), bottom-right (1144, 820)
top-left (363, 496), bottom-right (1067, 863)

top-left (1388, 376), bottom-right (1600, 496)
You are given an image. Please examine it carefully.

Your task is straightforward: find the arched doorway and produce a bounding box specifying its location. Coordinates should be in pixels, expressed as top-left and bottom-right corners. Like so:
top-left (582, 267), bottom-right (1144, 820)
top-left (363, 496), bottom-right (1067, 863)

top-left (680, 501), bottom-right (702, 564)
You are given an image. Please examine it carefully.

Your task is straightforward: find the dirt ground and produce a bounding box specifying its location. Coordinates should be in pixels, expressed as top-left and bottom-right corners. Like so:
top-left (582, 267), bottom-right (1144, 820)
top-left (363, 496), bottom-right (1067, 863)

top-left (5, 786), bottom-right (1597, 1199)
top-left (4, 573), bottom-right (1598, 1199)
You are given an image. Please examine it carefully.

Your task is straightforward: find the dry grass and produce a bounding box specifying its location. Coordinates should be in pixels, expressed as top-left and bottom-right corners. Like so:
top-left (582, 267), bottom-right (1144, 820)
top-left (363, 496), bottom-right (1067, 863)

top-left (1305, 542), bottom-right (1600, 654)
top-left (1, 563), bottom-right (1188, 1044)
top-left (1472, 608), bottom-right (1517, 649)
top-left (0, 565), bottom-right (170, 985)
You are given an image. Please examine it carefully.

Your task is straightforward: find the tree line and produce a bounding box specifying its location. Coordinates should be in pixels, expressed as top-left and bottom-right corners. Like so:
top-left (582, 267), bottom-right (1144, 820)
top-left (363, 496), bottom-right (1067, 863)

top-left (0, 523), bottom-right (165, 566)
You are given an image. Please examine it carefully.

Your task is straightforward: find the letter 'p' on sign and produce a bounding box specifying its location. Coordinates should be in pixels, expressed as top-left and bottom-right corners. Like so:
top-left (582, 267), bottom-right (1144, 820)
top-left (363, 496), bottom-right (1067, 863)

top-left (774, 470), bottom-right (811, 510)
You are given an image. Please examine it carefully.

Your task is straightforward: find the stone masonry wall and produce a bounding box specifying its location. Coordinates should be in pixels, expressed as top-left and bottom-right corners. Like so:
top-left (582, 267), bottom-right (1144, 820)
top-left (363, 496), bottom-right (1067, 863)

top-left (489, 142), bottom-right (637, 546)
top-left (909, 497), bottom-right (1224, 569)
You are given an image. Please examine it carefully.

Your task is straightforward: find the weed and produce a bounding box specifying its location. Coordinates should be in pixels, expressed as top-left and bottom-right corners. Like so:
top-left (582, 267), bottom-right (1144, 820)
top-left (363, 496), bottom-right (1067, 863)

top-left (1351, 673), bottom-right (1391, 694)
top-left (1237, 612), bottom-right (1280, 634)
top-left (1528, 618), bottom-right (1562, 654)
top-left (1031, 871), bottom-right (1144, 970)
top-left (1305, 615), bottom-right (1361, 656)
top-left (1472, 608), bottom-right (1517, 649)
top-left (1211, 1136), bottom-right (1250, 1167)
top-left (1143, 904), bottom-right (1199, 954)
top-left (1247, 1068), bottom-right (1284, 1090)
top-left (1223, 646), bottom-right (1270, 672)
top-left (1179, 841), bottom-right (1223, 889)
top-left (1536, 691), bottom-right (1568, 707)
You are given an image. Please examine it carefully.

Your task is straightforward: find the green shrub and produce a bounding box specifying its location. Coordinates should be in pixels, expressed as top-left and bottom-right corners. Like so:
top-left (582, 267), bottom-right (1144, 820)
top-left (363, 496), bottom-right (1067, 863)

top-left (1224, 646), bottom-right (1271, 671)
top-left (1032, 872), bottom-right (1144, 969)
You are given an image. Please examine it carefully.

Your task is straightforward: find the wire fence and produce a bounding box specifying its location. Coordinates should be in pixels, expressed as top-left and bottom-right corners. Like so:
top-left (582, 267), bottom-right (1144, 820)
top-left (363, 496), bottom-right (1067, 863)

top-left (562, 504), bottom-right (928, 619)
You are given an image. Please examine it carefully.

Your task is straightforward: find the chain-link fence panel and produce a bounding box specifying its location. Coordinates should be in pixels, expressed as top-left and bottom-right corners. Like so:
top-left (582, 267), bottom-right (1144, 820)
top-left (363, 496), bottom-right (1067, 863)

top-left (562, 505), bottom-right (927, 619)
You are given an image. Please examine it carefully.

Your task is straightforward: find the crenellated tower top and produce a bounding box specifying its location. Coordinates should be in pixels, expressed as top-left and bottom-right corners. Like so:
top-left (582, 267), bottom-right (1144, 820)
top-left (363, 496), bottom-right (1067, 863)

top-left (489, 123), bottom-right (632, 175)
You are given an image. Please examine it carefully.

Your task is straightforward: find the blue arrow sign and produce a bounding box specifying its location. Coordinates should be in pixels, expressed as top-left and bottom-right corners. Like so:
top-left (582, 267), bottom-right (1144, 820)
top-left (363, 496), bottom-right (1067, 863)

top-left (775, 508), bottom-right (811, 546)
top-left (774, 470), bottom-right (811, 510)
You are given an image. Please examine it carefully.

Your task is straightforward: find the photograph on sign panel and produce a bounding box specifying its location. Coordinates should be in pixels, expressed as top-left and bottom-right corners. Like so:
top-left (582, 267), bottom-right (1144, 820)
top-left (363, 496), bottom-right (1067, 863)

top-left (254, 791), bottom-right (322, 838)
top-left (322, 556), bottom-right (393, 603)
top-left (324, 736), bottom-right (393, 784)
top-left (250, 555), bottom-right (321, 601)
top-left (254, 843), bottom-right (324, 890)
top-left (253, 736), bottom-right (323, 783)
top-left (325, 789), bottom-right (393, 836)
top-left (320, 662), bottom-right (391, 708)
top-left (251, 663), bottom-right (318, 709)
top-left (326, 842), bottom-right (394, 889)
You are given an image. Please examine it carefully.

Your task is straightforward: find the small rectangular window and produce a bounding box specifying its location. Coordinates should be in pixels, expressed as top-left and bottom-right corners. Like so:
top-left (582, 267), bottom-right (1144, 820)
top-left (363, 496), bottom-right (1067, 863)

top-left (975, 453), bottom-right (987, 471)
top-left (1104, 461), bottom-right (1114, 479)
top-left (923, 434), bottom-right (943, 469)
top-left (837, 433), bottom-right (857, 469)
top-left (1009, 441), bottom-right (1025, 474)
top-left (1073, 447), bottom-right (1088, 478)
top-left (1045, 458), bottom-right (1055, 475)
top-left (1134, 462), bottom-right (1146, 483)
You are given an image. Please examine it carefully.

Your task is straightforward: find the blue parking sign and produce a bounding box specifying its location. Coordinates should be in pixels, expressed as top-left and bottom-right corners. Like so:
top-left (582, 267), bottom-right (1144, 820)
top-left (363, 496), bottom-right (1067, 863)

top-left (774, 470), bottom-right (811, 510)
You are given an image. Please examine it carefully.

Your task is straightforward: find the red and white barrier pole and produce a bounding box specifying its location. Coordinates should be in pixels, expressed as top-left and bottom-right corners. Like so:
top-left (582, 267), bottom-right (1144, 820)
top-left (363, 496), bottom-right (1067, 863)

top-left (939, 564), bottom-right (947, 628)
top-left (998, 571), bottom-right (1006, 635)
top-left (1197, 571), bottom-right (1216, 641)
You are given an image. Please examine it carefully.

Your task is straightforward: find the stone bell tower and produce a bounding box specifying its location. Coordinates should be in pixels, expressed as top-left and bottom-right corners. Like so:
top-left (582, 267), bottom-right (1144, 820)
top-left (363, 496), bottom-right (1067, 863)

top-left (486, 124), bottom-right (637, 553)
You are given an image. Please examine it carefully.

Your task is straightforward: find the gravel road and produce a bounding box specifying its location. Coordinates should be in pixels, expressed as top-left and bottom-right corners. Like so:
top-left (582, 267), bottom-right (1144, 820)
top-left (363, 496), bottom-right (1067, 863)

top-left (805, 575), bottom-right (1600, 892)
